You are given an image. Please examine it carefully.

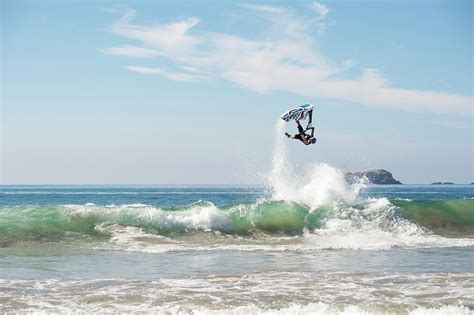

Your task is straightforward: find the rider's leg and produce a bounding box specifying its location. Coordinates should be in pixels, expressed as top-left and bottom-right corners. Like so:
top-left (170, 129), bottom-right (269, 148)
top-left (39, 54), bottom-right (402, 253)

top-left (296, 121), bottom-right (304, 134)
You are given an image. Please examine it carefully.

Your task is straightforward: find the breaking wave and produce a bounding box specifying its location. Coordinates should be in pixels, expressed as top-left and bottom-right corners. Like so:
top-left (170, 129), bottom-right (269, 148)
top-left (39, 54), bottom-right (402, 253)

top-left (1, 121), bottom-right (473, 251)
top-left (1, 198), bottom-right (472, 250)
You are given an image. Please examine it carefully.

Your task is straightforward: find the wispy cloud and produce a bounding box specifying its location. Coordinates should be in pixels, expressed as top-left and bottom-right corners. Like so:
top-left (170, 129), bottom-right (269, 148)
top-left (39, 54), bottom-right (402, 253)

top-left (101, 4), bottom-right (473, 115)
top-left (311, 2), bottom-right (330, 19)
top-left (110, 9), bottom-right (200, 56)
top-left (434, 120), bottom-right (472, 130)
top-left (239, 3), bottom-right (286, 14)
top-left (127, 66), bottom-right (206, 81)
top-left (101, 45), bottom-right (160, 57)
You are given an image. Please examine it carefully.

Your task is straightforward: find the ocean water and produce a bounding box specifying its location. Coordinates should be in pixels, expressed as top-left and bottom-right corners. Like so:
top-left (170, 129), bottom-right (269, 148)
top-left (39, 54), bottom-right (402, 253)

top-left (1, 125), bottom-right (473, 314)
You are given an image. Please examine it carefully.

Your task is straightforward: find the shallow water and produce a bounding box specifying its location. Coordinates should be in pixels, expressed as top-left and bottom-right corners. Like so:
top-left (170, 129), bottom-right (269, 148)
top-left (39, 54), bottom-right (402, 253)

top-left (1, 183), bottom-right (473, 314)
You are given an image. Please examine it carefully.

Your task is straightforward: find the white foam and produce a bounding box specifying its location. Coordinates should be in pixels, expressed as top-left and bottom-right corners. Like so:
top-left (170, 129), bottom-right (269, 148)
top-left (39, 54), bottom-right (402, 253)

top-left (410, 305), bottom-right (473, 315)
top-left (65, 202), bottom-right (230, 232)
top-left (263, 120), bottom-right (474, 250)
top-left (192, 303), bottom-right (473, 315)
top-left (268, 121), bottom-right (362, 210)
top-left (2, 274), bottom-right (472, 314)
top-left (94, 224), bottom-right (184, 253)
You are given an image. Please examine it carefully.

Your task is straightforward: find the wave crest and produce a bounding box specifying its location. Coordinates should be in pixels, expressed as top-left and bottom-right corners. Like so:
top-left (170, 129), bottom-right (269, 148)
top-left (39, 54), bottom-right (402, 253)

top-left (1, 197), bottom-right (473, 251)
top-left (0, 122), bottom-right (472, 250)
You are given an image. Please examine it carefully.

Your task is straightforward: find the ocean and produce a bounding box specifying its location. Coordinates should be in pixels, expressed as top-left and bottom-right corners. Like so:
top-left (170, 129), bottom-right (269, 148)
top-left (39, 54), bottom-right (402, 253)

top-left (1, 130), bottom-right (473, 314)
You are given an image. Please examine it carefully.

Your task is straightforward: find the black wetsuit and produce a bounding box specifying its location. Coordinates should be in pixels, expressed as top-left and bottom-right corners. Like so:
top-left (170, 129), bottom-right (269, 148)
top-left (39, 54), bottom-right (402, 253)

top-left (288, 109), bottom-right (315, 145)
top-left (294, 123), bottom-right (310, 143)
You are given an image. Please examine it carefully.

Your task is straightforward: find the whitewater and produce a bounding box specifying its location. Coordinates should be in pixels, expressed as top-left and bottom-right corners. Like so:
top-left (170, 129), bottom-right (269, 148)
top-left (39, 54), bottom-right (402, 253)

top-left (1, 121), bottom-right (473, 314)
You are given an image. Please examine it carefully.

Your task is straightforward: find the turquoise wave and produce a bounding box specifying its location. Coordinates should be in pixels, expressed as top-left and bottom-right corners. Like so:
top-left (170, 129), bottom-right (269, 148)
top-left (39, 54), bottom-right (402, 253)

top-left (1, 199), bottom-right (473, 244)
top-left (391, 199), bottom-right (474, 237)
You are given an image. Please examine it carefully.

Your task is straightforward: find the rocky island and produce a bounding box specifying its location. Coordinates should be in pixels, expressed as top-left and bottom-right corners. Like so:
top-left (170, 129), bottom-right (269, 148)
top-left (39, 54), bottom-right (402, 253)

top-left (431, 182), bottom-right (455, 185)
top-left (345, 169), bottom-right (402, 185)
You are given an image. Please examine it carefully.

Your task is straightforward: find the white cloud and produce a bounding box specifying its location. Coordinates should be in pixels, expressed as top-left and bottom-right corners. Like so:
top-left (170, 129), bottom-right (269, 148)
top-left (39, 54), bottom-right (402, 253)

top-left (109, 8), bottom-right (200, 56)
top-left (239, 3), bottom-right (286, 14)
top-left (127, 66), bottom-right (206, 82)
top-left (101, 45), bottom-right (160, 57)
top-left (126, 66), bottom-right (165, 74)
top-left (311, 2), bottom-right (330, 19)
top-left (101, 5), bottom-right (473, 115)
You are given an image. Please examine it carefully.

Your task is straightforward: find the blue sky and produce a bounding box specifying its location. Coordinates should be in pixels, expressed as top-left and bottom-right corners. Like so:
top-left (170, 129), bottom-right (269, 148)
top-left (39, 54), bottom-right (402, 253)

top-left (1, 0), bottom-right (472, 184)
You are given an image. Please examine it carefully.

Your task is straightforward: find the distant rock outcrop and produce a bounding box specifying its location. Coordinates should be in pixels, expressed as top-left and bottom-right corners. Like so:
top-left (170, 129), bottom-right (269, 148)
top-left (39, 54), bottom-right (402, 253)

top-left (431, 182), bottom-right (455, 185)
top-left (345, 169), bottom-right (402, 185)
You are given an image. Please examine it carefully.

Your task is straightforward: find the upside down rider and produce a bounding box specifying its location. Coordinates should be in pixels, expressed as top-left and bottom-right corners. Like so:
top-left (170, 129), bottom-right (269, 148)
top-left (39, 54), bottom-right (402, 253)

top-left (285, 109), bottom-right (317, 145)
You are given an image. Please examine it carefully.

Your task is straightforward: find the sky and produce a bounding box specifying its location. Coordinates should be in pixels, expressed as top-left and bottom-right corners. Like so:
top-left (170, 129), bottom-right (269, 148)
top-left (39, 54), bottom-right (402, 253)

top-left (1, 0), bottom-right (473, 184)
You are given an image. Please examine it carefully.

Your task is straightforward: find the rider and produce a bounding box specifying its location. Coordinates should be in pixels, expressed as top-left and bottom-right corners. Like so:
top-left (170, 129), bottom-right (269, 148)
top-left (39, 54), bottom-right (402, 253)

top-left (285, 110), bottom-right (316, 145)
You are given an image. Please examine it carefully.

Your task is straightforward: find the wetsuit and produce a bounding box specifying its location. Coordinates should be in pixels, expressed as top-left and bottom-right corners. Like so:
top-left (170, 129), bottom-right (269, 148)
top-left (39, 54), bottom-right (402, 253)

top-left (293, 123), bottom-right (312, 144)
top-left (285, 109), bottom-right (316, 145)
